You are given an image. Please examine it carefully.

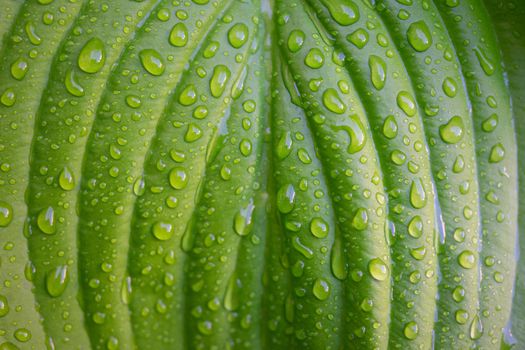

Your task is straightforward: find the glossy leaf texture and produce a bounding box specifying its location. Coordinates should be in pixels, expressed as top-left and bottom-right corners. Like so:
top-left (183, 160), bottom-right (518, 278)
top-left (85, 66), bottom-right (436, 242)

top-left (0, 0), bottom-right (522, 349)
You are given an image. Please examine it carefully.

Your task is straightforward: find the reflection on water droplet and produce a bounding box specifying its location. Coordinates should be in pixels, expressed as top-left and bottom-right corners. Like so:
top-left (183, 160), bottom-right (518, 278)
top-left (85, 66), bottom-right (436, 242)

top-left (78, 38), bottom-right (106, 73)
top-left (46, 265), bottom-right (69, 297)
top-left (407, 20), bottom-right (432, 52)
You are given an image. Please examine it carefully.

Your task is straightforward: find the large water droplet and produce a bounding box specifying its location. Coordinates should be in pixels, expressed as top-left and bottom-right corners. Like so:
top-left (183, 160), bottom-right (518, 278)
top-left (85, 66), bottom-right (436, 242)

top-left (407, 20), bottom-right (432, 52)
top-left (179, 85), bottom-right (197, 106)
top-left (139, 49), bottom-right (165, 76)
top-left (58, 167), bottom-right (75, 191)
top-left (0, 202), bottom-right (13, 227)
top-left (169, 167), bottom-right (188, 189)
top-left (152, 222), bottom-right (174, 241)
top-left (312, 278), bottom-right (331, 301)
top-left (404, 321), bottom-right (419, 340)
top-left (46, 265), bottom-right (69, 297)
top-left (0, 295), bottom-right (9, 317)
top-left (304, 48), bottom-right (324, 69)
top-left (408, 216), bottom-right (423, 238)
top-left (228, 23), bottom-right (248, 48)
top-left (185, 123), bottom-right (202, 142)
top-left (310, 217), bottom-right (329, 238)
top-left (37, 207), bottom-right (56, 234)
top-left (369, 55), bottom-right (386, 90)
top-left (489, 143), bottom-right (505, 163)
top-left (288, 30), bottom-right (305, 52)
top-left (383, 115), bottom-right (398, 139)
top-left (397, 91), bottom-right (416, 117)
top-left (470, 315), bottom-right (483, 340)
top-left (234, 201), bottom-right (255, 236)
top-left (439, 116), bottom-right (464, 144)
top-left (351, 208), bottom-right (368, 230)
top-left (277, 184), bottom-right (296, 214)
top-left (78, 38), bottom-right (106, 73)
top-left (347, 28), bottom-right (369, 48)
top-left (458, 250), bottom-right (476, 269)
top-left (169, 23), bottom-right (188, 47)
top-left (323, 88), bottom-right (346, 114)
top-left (210, 65), bottom-right (231, 98)
top-left (368, 258), bottom-right (389, 281)
top-left (276, 132), bottom-right (293, 159)
top-left (324, 0), bottom-right (359, 25)
top-left (64, 68), bottom-right (85, 97)
top-left (10, 58), bottom-right (29, 80)
top-left (474, 47), bottom-right (495, 76)
top-left (410, 178), bottom-right (427, 209)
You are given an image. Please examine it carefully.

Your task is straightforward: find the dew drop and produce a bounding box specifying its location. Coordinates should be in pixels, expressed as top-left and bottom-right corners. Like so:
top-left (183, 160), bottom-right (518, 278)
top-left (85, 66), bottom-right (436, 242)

top-left (442, 77), bottom-right (458, 97)
top-left (139, 49), bottom-right (165, 76)
top-left (482, 113), bottom-right (498, 132)
top-left (169, 167), bottom-right (188, 189)
top-left (228, 23), bottom-right (249, 48)
top-left (277, 184), bottom-right (296, 214)
top-left (323, 88), bottom-right (346, 114)
top-left (304, 48), bottom-right (324, 69)
top-left (470, 315), bottom-right (483, 340)
top-left (397, 91), bottom-right (416, 116)
top-left (310, 217), bottom-right (329, 238)
top-left (210, 65), bottom-right (231, 98)
top-left (474, 47), bottom-right (495, 76)
top-left (369, 55), bottom-right (386, 90)
top-left (347, 28), bottom-right (369, 48)
top-left (10, 58), bottom-right (29, 80)
top-left (458, 250), bottom-right (476, 269)
top-left (179, 85), bottom-right (197, 106)
top-left (325, 0), bottom-right (359, 25)
top-left (383, 115), bottom-right (398, 139)
top-left (439, 116), bottom-right (464, 144)
top-left (64, 68), bottom-right (85, 97)
top-left (410, 178), bottom-right (427, 209)
top-left (288, 30), bottom-right (305, 52)
top-left (351, 208), bottom-right (368, 230)
top-left (312, 278), bottom-right (331, 301)
top-left (408, 216), bottom-right (423, 238)
top-left (1, 88), bottom-right (16, 107)
top-left (0, 202), bottom-right (13, 227)
top-left (0, 295), bottom-right (9, 317)
top-left (169, 23), bottom-right (188, 47)
top-left (185, 123), bottom-right (202, 142)
top-left (234, 201), bottom-right (255, 236)
top-left (404, 321), bottom-right (419, 340)
top-left (37, 207), bottom-right (56, 234)
top-left (489, 143), bottom-right (505, 163)
top-left (58, 166), bottom-right (75, 191)
top-left (407, 20), bottom-right (432, 52)
top-left (368, 258), bottom-right (389, 281)
top-left (46, 265), bottom-right (69, 297)
top-left (152, 222), bottom-right (174, 241)
top-left (276, 131), bottom-right (293, 159)
top-left (78, 38), bottom-right (105, 73)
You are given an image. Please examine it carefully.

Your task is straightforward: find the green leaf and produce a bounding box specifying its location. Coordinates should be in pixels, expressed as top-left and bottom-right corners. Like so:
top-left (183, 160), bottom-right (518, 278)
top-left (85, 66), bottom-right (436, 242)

top-left (0, 0), bottom-right (522, 349)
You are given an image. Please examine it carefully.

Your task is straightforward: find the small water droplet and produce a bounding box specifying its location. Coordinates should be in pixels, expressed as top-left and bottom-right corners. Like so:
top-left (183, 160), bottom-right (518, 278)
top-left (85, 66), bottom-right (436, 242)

top-left (474, 47), bottom-right (495, 75)
top-left (64, 68), bottom-right (85, 97)
top-left (58, 167), bottom-right (75, 191)
top-left (1, 88), bottom-right (16, 106)
top-left (410, 178), bottom-right (427, 209)
top-left (351, 208), bottom-right (368, 230)
top-left (277, 184), bottom-right (295, 214)
top-left (184, 123), bottom-right (202, 142)
top-left (234, 201), bottom-right (255, 236)
top-left (397, 91), bottom-right (416, 116)
top-left (179, 85), bottom-right (197, 106)
top-left (489, 143), bottom-right (505, 163)
top-left (276, 132), bottom-right (293, 159)
top-left (10, 58), bottom-right (29, 80)
top-left (383, 115), bottom-right (398, 139)
top-left (442, 77), bottom-right (458, 97)
top-left (305, 48), bottom-right (324, 69)
top-left (347, 28), bottom-right (369, 48)
top-left (404, 321), bottom-right (419, 340)
top-left (408, 216), bottom-right (423, 238)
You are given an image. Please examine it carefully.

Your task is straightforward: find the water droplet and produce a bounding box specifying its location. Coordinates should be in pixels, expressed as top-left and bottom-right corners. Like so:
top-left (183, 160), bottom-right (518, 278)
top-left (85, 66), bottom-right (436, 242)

top-left (139, 49), bottom-right (165, 76)
top-left (228, 23), bottom-right (248, 48)
top-left (454, 309), bottom-right (469, 325)
top-left (408, 216), bottom-right (423, 238)
top-left (324, 0), bottom-right (359, 25)
top-left (179, 85), bottom-right (197, 106)
top-left (185, 123), bottom-right (202, 142)
top-left (407, 20), bottom-right (432, 52)
top-left (351, 208), bottom-right (368, 230)
top-left (397, 91), bottom-right (416, 116)
top-left (169, 167), bottom-right (188, 189)
top-left (125, 95), bottom-right (141, 109)
top-left (482, 113), bottom-right (498, 132)
top-left (0, 202), bottom-right (13, 227)
top-left (310, 217), bottom-right (329, 238)
top-left (13, 328), bottom-right (31, 343)
top-left (458, 250), bottom-right (476, 269)
top-left (46, 265), bottom-right (69, 297)
top-left (312, 278), bottom-right (331, 301)
top-left (276, 132), bottom-right (293, 159)
top-left (453, 155), bottom-right (465, 173)
top-left (470, 315), bottom-right (483, 340)
top-left (64, 68), bottom-right (85, 97)
top-left (474, 47), bottom-right (495, 75)
top-left (121, 276), bottom-right (131, 305)
top-left (404, 321), bottom-right (419, 340)
top-left (152, 222), bottom-right (174, 241)
top-left (25, 22), bottom-right (41, 45)
top-left (10, 58), bottom-right (29, 80)
top-left (347, 28), bottom-right (369, 48)
top-left (368, 258), bottom-right (389, 281)
top-left (58, 167), bottom-right (75, 191)
top-left (305, 48), bottom-right (324, 69)
top-left (78, 38), bottom-right (105, 73)
top-left (391, 150), bottom-right (406, 165)
top-left (410, 178), bottom-right (427, 209)
top-left (453, 286), bottom-right (465, 302)
top-left (210, 65), bottom-right (230, 97)
top-left (37, 207), bottom-right (56, 234)
top-left (169, 22), bottom-right (188, 47)
top-left (277, 184), bottom-right (295, 214)
top-left (234, 201), bottom-right (254, 236)
top-left (1, 88), bottom-right (16, 106)
top-left (489, 143), bottom-right (505, 163)
top-left (369, 55), bottom-right (386, 90)
top-left (331, 236), bottom-right (346, 280)
top-left (410, 246), bottom-right (427, 260)
top-left (203, 41), bottom-right (219, 58)
top-left (292, 235), bottom-right (314, 259)
top-left (288, 30), bottom-right (305, 52)
top-left (0, 295), bottom-right (9, 317)
top-left (383, 115), bottom-right (398, 139)
top-left (198, 320), bottom-right (213, 335)
top-left (224, 274), bottom-right (240, 311)
top-left (442, 77), bottom-right (458, 97)
top-left (323, 88), bottom-right (346, 114)
top-left (439, 116), bottom-right (464, 144)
